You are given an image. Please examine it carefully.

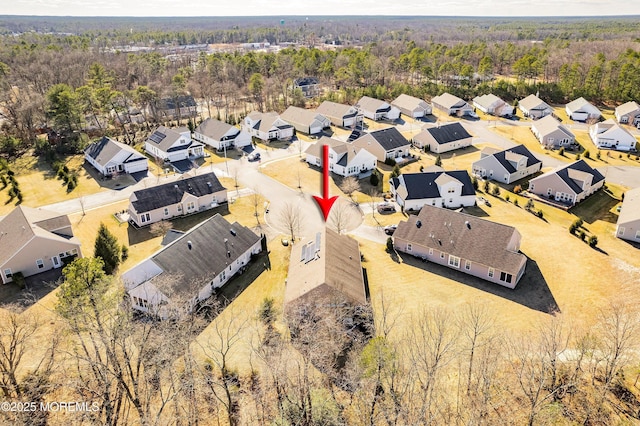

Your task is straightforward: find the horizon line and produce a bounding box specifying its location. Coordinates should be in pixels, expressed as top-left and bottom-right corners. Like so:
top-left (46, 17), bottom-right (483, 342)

top-left (1, 14), bottom-right (640, 19)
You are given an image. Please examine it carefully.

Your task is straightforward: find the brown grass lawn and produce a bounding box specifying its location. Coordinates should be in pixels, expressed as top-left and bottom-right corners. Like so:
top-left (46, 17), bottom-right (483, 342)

top-left (360, 183), bottom-right (640, 338)
top-left (0, 154), bottom-right (108, 216)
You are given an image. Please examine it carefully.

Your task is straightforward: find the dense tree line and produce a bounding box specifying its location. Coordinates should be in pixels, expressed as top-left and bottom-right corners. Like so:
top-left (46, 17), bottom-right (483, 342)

top-left (0, 256), bottom-right (639, 425)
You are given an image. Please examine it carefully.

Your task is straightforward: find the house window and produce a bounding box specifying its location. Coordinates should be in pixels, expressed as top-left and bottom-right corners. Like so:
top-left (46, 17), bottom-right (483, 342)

top-left (636, 230), bottom-right (640, 240)
top-left (448, 255), bottom-right (460, 268)
top-left (447, 187), bottom-right (455, 193)
top-left (500, 271), bottom-right (513, 284)
top-left (465, 260), bottom-right (471, 270)
top-left (36, 259), bottom-right (44, 269)
top-left (177, 205), bottom-right (183, 212)
top-left (164, 207), bottom-right (169, 216)
top-left (488, 268), bottom-right (494, 278)
top-left (530, 183), bottom-right (535, 191)
top-left (187, 202), bottom-right (195, 211)
top-left (429, 248), bottom-right (433, 255)
top-left (440, 252), bottom-right (445, 259)
top-left (617, 227), bottom-right (625, 236)
top-left (3, 269), bottom-right (11, 278)
top-left (406, 243), bottom-right (412, 252)
top-left (221, 270), bottom-right (226, 281)
top-left (547, 188), bottom-right (552, 196)
top-left (141, 213), bottom-right (151, 223)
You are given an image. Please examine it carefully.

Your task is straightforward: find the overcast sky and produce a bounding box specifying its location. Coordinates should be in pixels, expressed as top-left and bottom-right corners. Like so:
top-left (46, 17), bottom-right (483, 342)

top-left (0, 0), bottom-right (636, 17)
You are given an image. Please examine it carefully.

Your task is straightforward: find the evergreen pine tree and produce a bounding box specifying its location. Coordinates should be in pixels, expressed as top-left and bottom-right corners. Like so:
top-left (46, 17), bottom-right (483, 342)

top-left (94, 223), bottom-right (121, 275)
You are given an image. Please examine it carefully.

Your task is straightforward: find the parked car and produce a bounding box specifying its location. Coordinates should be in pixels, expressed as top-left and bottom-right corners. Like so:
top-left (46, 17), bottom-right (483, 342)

top-left (384, 225), bottom-right (397, 235)
top-left (377, 203), bottom-right (396, 213)
top-left (248, 152), bottom-right (261, 162)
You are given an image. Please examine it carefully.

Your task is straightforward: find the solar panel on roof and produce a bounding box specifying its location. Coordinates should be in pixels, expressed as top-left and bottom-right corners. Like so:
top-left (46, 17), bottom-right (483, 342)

top-left (149, 132), bottom-right (167, 144)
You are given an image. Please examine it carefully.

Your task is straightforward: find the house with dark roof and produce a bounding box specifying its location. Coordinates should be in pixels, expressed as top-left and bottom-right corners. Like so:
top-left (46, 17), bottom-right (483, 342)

top-left (471, 144), bottom-right (542, 184)
top-left (153, 95), bottom-right (197, 121)
top-left (128, 172), bottom-right (227, 227)
top-left (431, 93), bottom-right (473, 116)
top-left (528, 160), bottom-right (605, 206)
top-left (616, 187), bottom-right (640, 242)
top-left (615, 101), bottom-right (640, 126)
top-left (412, 122), bottom-right (473, 154)
top-left (285, 229), bottom-right (368, 306)
top-left (280, 106), bottom-right (331, 135)
top-left (122, 214), bottom-right (262, 318)
top-left (472, 94), bottom-right (514, 117)
top-left (355, 96), bottom-right (400, 121)
top-left (390, 169), bottom-right (476, 211)
top-left (589, 119), bottom-right (637, 151)
top-left (84, 136), bottom-right (148, 176)
top-left (531, 115), bottom-right (575, 149)
top-left (316, 101), bottom-right (362, 128)
top-left (351, 127), bottom-right (411, 162)
top-left (0, 206), bottom-right (82, 284)
top-left (144, 126), bottom-right (204, 170)
top-left (241, 111), bottom-right (294, 142)
top-left (304, 136), bottom-right (377, 177)
top-left (518, 94), bottom-right (553, 119)
top-left (565, 97), bottom-right (601, 122)
top-left (393, 205), bottom-right (527, 288)
top-left (293, 77), bottom-right (320, 98)
top-left (391, 94), bottom-right (432, 118)
top-left (192, 118), bottom-right (251, 150)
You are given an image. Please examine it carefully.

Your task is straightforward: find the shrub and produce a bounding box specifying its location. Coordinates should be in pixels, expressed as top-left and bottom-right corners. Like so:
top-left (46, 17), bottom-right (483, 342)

top-left (492, 185), bottom-right (500, 196)
top-left (513, 185), bottom-right (523, 194)
top-left (576, 153), bottom-right (581, 160)
top-left (627, 153), bottom-right (631, 158)
top-left (483, 180), bottom-right (490, 193)
top-left (558, 147), bottom-right (564, 156)
top-left (390, 164), bottom-right (401, 178)
top-left (537, 209), bottom-right (544, 219)
top-left (569, 223), bottom-right (577, 234)
top-left (369, 173), bottom-right (379, 186)
top-left (596, 151), bottom-right (601, 160)
top-left (619, 154), bottom-right (622, 159)
top-left (384, 157), bottom-right (396, 166)
top-left (514, 199), bottom-right (519, 207)
top-left (11, 272), bottom-right (25, 289)
top-left (525, 198), bottom-right (535, 211)
top-left (579, 230), bottom-right (586, 241)
top-left (121, 244), bottom-right (129, 262)
top-left (573, 218), bottom-right (583, 229)
top-left (0, 174), bottom-right (7, 189)
top-left (386, 237), bottom-right (394, 253)
top-left (505, 194), bottom-right (510, 202)
top-left (588, 235), bottom-right (598, 247)
top-left (471, 176), bottom-right (479, 190)
top-left (420, 165), bottom-right (424, 172)
top-left (434, 154), bottom-right (442, 167)
top-left (583, 150), bottom-right (590, 159)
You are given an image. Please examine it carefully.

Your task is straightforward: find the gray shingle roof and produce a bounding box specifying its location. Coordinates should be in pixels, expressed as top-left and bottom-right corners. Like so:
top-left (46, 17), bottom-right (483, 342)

top-left (360, 127), bottom-right (410, 151)
top-left (146, 126), bottom-right (186, 152)
top-left (396, 170), bottom-right (475, 200)
top-left (423, 122), bottom-right (472, 145)
top-left (489, 144), bottom-right (541, 173)
top-left (432, 93), bottom-right (467, 109)
top-left (519, 94), bottom-right (550, 111)
top-left (356, 96), bottom-right (389, 113)
top-left (316, 101), bottom-right (357, 125)
top-left (194, 118), bottom-right (237, 140)
top-left (553, 160), bottom-right (605, 194)
top-left (131, 172), bottom-right (226, 214)
top-left (85, 136), bottom-right (146, 167)
top-left (394, 205), bottom-right (525, 275)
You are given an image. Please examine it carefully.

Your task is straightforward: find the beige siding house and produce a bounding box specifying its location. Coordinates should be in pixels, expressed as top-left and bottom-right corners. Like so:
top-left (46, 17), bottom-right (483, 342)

top-left (391, 94), bottom-right (432, 118)
top-left (519, 94), bottom-right (553, 119)
top-left (128, 172), bottom-right (227, 227)
top-left (412, 122), bottom-right (473, 154)
top-left (0, 206), bottom-right (82, 283)
top-left (565, 97), bottom-right (601, 121)
top-left (531, 115), bottom-right (575, 148)
top-left (471, 144), bottom-right (542, 184)
top-left (280, 106), bottom-right (331, 135)
top-left (615, 101), bottom-right (640, 126)
top-left (616, 187), bottom-right (640, 242)
top-left (351, 127), bottom-right (411, 162)
top-left (242, 111), bottom-right (295, 141)
top-left (528, 160), bottom-right (605, 206)
top-left (431, 93), bottom-right (474, 116)
top-left (355, 96), bottom-right (400, 121)
top-left (315, 101), bottom-right (362, 128)
top-left (393, 205), bottom-right (527, 288)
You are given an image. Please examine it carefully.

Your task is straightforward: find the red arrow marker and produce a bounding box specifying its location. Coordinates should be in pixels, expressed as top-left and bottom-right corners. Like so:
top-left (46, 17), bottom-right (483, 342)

top-left (313, 144), bottom-right (338, 221)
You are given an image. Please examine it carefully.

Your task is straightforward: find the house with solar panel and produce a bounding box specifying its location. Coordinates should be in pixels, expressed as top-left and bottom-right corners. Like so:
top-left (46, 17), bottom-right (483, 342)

top-left (471, 144), bottom-right (542, 184)
top-left (84, 136), bottom-right (149, 177)
top-left (127, 172), bottom-right (227, 227)
top-left (122, 213), bottom-right (262, 318)
top-left (144, 126), bottom-right (204, 172)
top-left (390, 169), bottom-right (476, 211)
top-left (412, 122), bottom-right (473, 154)
top-left (528, 160), bottom-right (605, 206)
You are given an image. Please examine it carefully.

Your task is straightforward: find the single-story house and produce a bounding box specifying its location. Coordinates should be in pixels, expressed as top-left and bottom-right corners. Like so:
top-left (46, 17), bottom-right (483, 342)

top-left (144, 126), bottom-right (205, 165)
top-left (565, 97), bottom-right (601, 122)
top-left (471, 144), bottom-right (542, 184)
top-left (431, 93), bottom-right (474, 116)
top-left (518, 94), bottom-right (553, 119)
top-left (351, 127), bottom-right (411, 162)
top-left (393, 205), bottom-right (527, 288)
top-left (304, 136), bottom-right (377, 177)
top-left (280, 106), bottom-right (331, 135)
top-left (242, 111), bottom-right (295, 142)
top-left (589, 119), bottom-right (637, 151)
top-left (391, 94), bottom-right (432, 118)
top-left (316, 101), bottom-right (362, 128)
top-left (615, 101), bottom-right (640, 126)
top-left (84, 136), bottom-right (148, 176)
top-left (412, 122), bottom-right (473, 154)
top-left (153, 95), bottom-right (198, 121)
top-left (528, 160), bottom-right (605, 206)
top-left (355, 96), bottom-right (400, 121)
top-left (616, 187), bottom-right (640, 242)
top-left (122, 214), bottom-right (262, 318)
top-left (285, 229), bottom-right (368, 306)
top-left (128, 172), bottom-right (227, 227)
top-left (531, 115), bottom-right (575, 149)
top-left (390, 169), bottom-right (476, 211)
top-left (0, 206), bottom-right (82, 284)
top-left (293, 77), bottom-right (320, 98)
top-left (193, 118), bottom-right (251, 151)
top-left (472, 94), bottom-right (514, 117)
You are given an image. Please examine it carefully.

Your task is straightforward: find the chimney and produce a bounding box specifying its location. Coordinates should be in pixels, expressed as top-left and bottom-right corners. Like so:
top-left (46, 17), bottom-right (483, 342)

top-left (465, 221), bottom-right (471, 229)
top-left (187, 241), bottom-right (192, 250)
top-left (416, 220), bottom-right (422, 228)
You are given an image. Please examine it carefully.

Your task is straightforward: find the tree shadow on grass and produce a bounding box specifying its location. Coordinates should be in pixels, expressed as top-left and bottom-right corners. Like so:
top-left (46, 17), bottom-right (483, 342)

top-left (570, 189), bottom-right (619, 225)
top-left (398, 253), bottom-right (560, 315)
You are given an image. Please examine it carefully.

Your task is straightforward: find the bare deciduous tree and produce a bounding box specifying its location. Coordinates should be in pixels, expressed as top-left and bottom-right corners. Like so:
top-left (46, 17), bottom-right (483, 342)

top-left (150, 220), bottom-right (173, 237)
top-left (339, 176), bottom-right (361, 204)
top-left (278, 201), bottom-right (302, 242)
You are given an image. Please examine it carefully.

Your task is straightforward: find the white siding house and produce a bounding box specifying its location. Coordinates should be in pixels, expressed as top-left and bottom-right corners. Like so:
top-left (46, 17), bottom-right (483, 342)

top-left (589, 119), bottom-right (637, 151)
top-left (528, 160), bottom-right (605, 206)
top-left (471, 144), bottom-right (542, 184)
top-left (391, 94), bottom-right (432, 118)
top-left (565, 97), bottom-right (601, 122)
top-left (304, 137), bottom-right (377, 177)
top-left (615, 101), bottom-right (640, 126)
top-left (242, 111), bottom-right (295, 141)
top-left (531, 115), bottom-right (575, 149)
top-left (355, 96), bottom-right (400, 121)
top-left (84, 136), bottom-right (148, 176)
top-left (193, 118), bottom-right (251, 150)
top-left (519, 94), bottom-right (553, 119)
top-left (144, 126), bottom-right (204, 164)
top-left (390, 170), bottom-right (476, 211)
top-left (472, 94), bottom-right (514, 117)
